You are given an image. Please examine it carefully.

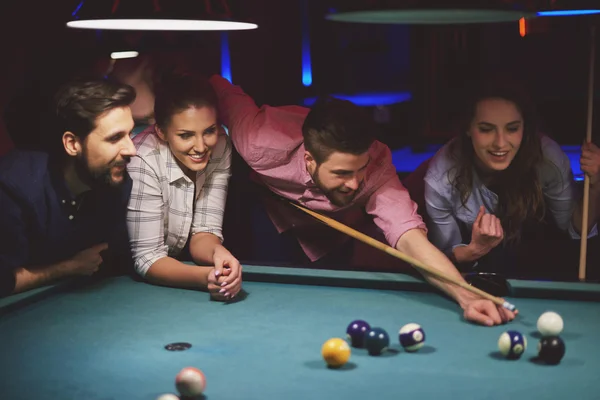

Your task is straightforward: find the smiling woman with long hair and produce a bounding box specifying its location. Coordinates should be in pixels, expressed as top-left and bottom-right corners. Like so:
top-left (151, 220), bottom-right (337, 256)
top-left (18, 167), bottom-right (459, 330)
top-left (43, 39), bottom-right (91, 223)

top-left (126, 73), bottom-right (242, 300)
top-left (422, 81), bottom-right (600, 275)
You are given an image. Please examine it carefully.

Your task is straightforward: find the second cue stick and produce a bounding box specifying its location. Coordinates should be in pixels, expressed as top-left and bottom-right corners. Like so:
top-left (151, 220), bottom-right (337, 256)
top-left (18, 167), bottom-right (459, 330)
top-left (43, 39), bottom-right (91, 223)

top-left (579, 25), bottom-right (596, 281)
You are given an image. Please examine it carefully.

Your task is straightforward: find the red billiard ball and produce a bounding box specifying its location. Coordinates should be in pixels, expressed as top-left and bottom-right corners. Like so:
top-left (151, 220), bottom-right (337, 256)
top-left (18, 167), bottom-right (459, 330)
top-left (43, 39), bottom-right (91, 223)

top-left (175, 367), bottom-right (206, 397)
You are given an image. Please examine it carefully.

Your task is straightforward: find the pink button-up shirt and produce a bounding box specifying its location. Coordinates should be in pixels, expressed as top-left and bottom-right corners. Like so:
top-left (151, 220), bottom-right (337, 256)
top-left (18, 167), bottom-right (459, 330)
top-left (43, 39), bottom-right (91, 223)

top-left (210, 75), bottom-right (425, 261)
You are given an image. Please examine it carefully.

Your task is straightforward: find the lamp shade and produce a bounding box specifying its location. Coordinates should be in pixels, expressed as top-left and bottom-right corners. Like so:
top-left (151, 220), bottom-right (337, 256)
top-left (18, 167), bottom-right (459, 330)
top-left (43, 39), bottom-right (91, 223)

top-left (325, 0), bottom-right (537, 25)
top-left (67, 0), bottom-right (258, 31)
top-left (537, 0), bottom-right (600, 17)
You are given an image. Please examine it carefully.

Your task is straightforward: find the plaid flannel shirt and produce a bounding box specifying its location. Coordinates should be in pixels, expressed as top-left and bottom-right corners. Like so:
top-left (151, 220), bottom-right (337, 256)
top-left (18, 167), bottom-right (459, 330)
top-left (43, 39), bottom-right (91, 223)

top-left (126, 126), bottom-right (232, 276)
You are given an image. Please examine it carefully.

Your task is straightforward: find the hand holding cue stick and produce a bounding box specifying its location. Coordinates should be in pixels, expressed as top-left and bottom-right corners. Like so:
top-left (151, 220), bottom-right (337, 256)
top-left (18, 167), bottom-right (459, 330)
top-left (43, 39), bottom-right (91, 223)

top-left (290, 202), bottom-right (517, 312)
top-left (579, 25), bottom-right (596, 282)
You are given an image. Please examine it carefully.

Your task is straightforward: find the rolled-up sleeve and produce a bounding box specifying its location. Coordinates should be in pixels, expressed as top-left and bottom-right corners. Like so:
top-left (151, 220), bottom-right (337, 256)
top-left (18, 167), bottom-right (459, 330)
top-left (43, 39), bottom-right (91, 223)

top-left (126, 156), bottom-right (169, 276)
top-left (191, 136), bottom-right (232, 241)
top-left (209, 75), bottom-right (261, 164)
top-left (365, 147), bottom-right (426, 248)
top-left (209, 75), bottom-right (308, 170)
top-left (424, 181), bottom-right (464, 257)
top-left (542, 141), bottom-right (598, 238)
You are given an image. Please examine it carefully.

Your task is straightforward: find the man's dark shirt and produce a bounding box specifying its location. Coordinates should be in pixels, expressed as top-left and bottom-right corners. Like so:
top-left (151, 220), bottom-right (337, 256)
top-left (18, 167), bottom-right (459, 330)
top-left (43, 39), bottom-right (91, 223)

top-left (0, 150), bottom-right (132, 296)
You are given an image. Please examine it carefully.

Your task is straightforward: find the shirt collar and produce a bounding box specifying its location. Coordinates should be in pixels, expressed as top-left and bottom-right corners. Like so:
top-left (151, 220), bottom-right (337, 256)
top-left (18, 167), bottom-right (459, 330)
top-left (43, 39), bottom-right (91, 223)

top-left (154, 128), bottom-right (190, 184)
top-left (48, 159), bottom-right (78, 202)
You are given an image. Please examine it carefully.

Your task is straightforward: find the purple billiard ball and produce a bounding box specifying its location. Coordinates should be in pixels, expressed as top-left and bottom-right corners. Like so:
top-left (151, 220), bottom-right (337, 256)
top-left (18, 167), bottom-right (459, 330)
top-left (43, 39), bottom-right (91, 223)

top-left (346, 320), bottom-right (370, 348)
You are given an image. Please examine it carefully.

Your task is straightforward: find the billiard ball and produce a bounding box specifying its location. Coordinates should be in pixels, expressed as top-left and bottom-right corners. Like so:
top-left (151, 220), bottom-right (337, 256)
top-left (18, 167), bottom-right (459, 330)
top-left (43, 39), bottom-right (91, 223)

top-left (399, 323), bottom-right (425, 352)
top-left (364, 327), bottom-right (390, 356)
top-left (321, 338), bottom-right (351, 368)
top-left (346, 320), bottom-right (370, 348)
top-left (156, 395), bottom-right (180, 400)
top-left (497, 331), bottom-right (527, 360)
top-left (175, 367), bottom-right (206, 397)
top-left (537, 336), bottom-right (565, 365)
top-left (537, 311), bottom-right (564, 337)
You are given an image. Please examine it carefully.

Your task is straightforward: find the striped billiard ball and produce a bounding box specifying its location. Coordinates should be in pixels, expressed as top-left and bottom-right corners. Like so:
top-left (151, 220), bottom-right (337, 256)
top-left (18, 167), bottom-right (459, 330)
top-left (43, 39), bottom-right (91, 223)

top-left (498, 331), bottom-right (527, 360)
top-left (399, 323), bottom-right (426, 352)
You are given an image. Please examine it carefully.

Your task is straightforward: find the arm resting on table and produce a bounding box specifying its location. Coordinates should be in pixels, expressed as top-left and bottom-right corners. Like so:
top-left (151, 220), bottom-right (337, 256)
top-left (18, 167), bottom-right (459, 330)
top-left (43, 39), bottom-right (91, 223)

top-left (144, 257), bottom-right (213, 290)
top-left (11, 261), bottom-right (75, 295)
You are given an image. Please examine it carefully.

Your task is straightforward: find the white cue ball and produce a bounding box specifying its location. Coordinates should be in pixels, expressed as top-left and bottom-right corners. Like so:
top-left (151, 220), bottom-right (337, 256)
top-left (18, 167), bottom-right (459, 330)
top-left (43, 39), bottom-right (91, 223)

top-left (156, 395), bottom-right (180, 400)
top-left (537, 311), bottom-right (564, 337)
top-left (175, 367), bottom-right (206, 397)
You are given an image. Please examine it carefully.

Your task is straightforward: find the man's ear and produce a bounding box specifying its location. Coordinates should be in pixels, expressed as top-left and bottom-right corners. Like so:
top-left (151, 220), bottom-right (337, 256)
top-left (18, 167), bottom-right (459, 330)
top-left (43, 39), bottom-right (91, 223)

top-left (62, 132), bottom-right (81, 157)
top-left (304, 150), bottom-right (316, 174)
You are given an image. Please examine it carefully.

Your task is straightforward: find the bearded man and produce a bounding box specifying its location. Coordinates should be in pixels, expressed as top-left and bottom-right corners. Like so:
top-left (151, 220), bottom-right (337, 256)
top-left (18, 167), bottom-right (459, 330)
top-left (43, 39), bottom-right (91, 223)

top-left (0, 78), bottom-right (137, 296)
top-left (209, 75), bottom-right (515, 327)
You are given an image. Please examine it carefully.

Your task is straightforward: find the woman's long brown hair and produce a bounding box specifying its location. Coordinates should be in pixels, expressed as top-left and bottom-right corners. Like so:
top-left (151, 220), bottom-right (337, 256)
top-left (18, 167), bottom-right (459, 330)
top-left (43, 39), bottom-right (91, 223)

top-left (447, 82), bottom-right (546, 243)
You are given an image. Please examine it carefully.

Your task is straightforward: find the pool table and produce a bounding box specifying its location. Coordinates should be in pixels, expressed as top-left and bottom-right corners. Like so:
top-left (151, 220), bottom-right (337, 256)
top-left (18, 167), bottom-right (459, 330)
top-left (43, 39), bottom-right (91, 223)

top-left (1, 264), bottom-right (600, 400)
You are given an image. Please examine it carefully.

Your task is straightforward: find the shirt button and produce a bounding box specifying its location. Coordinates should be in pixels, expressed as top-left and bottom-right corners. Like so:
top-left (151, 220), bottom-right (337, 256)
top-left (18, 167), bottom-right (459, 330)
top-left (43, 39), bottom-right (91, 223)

top-left (62, 200), bottom-right (66, 204)
top-left (71, 201), bottom-right (76, 206)
top-left (68, 215), bottom-right (74, 220)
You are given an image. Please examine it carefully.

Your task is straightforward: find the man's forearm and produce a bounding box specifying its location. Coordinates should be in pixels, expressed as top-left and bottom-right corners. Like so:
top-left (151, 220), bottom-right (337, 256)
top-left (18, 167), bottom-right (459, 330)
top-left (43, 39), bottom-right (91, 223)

top-left (396, 229), bottom-right (478, 308)
top-left (13, 259), bottom-right (76, 294)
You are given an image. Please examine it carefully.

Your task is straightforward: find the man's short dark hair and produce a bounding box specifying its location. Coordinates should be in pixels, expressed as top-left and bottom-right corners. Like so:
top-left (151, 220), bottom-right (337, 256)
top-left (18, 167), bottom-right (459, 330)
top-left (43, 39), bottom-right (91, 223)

top-left (54, 78), bottom-right (136, 142)
top-left (302, 97), bottom-right (375, 164)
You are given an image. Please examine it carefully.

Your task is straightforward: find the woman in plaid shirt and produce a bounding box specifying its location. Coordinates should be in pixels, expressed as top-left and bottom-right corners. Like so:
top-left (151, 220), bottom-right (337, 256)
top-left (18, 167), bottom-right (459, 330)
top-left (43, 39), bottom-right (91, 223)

top-left (126, 73), bottom-right (242, 301)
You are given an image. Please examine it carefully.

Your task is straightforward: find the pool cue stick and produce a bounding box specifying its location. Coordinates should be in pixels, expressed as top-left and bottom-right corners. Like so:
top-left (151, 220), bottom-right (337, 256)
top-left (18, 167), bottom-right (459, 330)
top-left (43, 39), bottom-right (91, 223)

top-left (579, 25), bottom-right (596, 282)
top-left (290, 202), bottom-right (516, 311)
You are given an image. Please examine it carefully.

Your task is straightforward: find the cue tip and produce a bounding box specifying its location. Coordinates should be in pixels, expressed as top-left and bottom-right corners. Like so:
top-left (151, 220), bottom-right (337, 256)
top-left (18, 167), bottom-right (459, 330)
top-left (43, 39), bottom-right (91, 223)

top-left (502, 301), bottom-right (517, 312)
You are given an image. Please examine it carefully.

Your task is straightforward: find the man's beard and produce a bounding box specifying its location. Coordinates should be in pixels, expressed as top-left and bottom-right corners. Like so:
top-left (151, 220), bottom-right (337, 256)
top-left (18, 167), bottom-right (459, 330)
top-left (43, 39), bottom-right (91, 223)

top-left (74, 150), bottom-right (130, 190)
top-left (310, 166), bottom-right (360, 207)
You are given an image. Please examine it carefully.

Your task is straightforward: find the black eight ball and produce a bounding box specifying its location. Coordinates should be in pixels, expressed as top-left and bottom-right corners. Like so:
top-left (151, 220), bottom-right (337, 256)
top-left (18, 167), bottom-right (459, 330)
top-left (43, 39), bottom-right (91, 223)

top-left (537, 336), bottom-right (565, 364)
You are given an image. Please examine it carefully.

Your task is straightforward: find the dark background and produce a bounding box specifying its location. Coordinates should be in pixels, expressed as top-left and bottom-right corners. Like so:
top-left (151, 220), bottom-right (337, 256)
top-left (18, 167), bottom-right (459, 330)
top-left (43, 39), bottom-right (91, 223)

top-left (0, 0), bottom-right (598, 280)
top-left (1, 0), bottom-right (598, 149)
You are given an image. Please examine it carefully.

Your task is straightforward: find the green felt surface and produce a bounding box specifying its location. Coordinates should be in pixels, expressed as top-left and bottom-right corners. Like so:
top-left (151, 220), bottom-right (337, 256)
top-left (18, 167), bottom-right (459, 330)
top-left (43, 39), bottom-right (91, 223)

top-left (1, 265), bottom-right (599, 400)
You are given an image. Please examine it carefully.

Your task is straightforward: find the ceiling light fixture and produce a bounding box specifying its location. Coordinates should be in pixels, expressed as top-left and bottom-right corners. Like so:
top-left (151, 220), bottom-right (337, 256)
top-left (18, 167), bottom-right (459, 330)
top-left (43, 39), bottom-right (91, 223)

top-left (325, 0), bottom-right (537, 25)
top-left (67, 0), bottom-right (258, 31)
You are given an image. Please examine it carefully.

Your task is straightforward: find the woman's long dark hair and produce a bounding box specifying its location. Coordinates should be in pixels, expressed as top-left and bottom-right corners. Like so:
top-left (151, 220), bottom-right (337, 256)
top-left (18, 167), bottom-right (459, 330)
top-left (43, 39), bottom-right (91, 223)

top-left (448, 81), bottom-right (546, 243)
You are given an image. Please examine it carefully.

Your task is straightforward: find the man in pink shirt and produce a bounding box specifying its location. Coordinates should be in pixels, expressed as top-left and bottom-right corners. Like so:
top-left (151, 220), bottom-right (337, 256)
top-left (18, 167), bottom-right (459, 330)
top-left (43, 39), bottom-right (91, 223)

top-left (210, 75), bottom-right (516, 326)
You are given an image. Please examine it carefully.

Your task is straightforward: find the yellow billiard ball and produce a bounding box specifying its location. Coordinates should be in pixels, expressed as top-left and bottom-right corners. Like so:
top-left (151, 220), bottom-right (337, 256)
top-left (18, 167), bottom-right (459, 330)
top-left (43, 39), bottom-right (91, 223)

top-left (321, 338), bottom-right (351, 368)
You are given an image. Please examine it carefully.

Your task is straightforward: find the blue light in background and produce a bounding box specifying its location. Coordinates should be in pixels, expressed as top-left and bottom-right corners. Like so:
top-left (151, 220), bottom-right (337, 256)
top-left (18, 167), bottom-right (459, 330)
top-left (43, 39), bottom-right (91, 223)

top-left (303, 92), bottom-right (411, 107)
top-left (301, 0), bottom-right (312, 87)
top-left (221, 32), bottom-right (232, 83)
top-left (391, 144), bottom-right (584, 181)
top-left (537, 10), bottom-right (600, 17)
top-left (562, 145), bottom-right (585, 181)
top-left (71, 0), bottom-right (84, 17)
